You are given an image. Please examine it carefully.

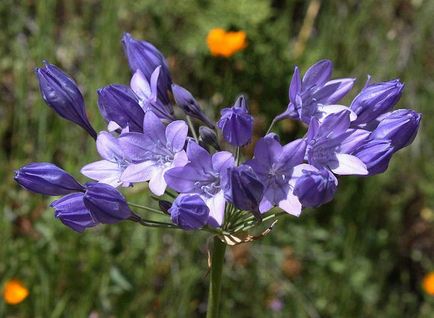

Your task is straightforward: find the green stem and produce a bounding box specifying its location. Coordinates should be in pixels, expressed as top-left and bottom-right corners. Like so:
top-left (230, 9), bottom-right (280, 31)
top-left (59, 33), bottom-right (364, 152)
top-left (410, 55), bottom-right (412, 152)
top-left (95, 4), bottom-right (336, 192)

top-left (127, 202), bottom-right (166, 215)
top-left (266, 118), bottom-right (276, 135)
top-left (206, 237), bottom-right (226, 318)
top-left (186, 116), bottom-right (199, 142)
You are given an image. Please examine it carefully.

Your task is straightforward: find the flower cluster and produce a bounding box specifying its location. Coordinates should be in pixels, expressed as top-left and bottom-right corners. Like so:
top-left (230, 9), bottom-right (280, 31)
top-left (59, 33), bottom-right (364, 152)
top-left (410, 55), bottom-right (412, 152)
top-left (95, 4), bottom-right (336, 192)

top-left (15, 34), bottom-right (421, 236)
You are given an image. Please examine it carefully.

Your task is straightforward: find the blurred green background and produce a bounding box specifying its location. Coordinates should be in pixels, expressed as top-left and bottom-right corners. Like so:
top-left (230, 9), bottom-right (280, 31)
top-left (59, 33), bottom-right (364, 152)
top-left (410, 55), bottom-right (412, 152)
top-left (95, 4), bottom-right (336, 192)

top-left (1, 0), bottom-right (433, 317)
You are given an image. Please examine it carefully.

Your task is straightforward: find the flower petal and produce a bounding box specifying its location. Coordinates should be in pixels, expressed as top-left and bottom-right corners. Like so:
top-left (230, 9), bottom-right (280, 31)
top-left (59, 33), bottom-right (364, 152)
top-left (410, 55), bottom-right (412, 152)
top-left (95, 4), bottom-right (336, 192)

top-left (121, 161), bottom-right (156, 183)
top-left (205, 190), bottom-right (226, 227)
top-left (130, 69), bottom-right (151, 101)
top-left (166, 120), bottom-right (188, 152)
top-left (331, 153), bottom-right (368, 175)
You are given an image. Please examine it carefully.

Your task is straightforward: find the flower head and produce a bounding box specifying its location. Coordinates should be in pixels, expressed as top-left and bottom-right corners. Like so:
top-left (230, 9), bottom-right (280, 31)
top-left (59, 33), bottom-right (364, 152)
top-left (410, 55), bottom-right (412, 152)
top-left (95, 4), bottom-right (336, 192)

top-left (35, 61), bottom-right (97, 139)
top-left (276, 60), bottom-right (356, 124)
top-left (169, 194), bottom-right (210, 230)
top-left (246, 135), bottom-right (306, 215)
top-left (3, 279), bottom-right (29, 305)
top-left (14, 162), bottom-right (84, 196)
top-left (119, 111), bottom-right (189, 195)
top-left (217, 95), bottom-right (253, 146)
top-left (423, 272), bottom-right (434, 296)
top-left (207, 28), bottom-right (247, 57)
top-left (164, 140), bottom-right (234, 227)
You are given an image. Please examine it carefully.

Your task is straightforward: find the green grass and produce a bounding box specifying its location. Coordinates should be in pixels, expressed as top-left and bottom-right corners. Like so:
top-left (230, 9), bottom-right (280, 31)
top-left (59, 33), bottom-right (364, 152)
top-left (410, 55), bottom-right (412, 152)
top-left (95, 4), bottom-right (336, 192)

top-left (1, 0), bottom-right (434, 317)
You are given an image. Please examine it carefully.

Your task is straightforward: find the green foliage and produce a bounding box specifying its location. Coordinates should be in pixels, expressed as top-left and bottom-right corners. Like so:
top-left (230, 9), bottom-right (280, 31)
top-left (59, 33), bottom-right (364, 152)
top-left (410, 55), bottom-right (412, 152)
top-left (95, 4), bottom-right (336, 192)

top-left (1, 0), bottom-right (434, 317)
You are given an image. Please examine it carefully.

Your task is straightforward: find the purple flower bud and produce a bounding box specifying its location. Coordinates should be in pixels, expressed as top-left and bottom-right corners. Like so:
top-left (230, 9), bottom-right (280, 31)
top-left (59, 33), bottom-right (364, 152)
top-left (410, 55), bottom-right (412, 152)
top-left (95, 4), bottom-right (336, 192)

top-left (352, 139), bottom-right (394, 176)
top-left (294, 168), bottom-right (337, 208)
top-left (51, 193), bottom-right (98, 232)
top-left (122, 33), bottom-right (172, 105)
top-left (14, 162), bottom-right (84, 196)
top-left (169, 194), bottom-right (209, 230)
top-left (97, 84), bottom-right (144, 132)
top-left (35, 62), bottom-right (97, 139)
top-left (223, 165), bottom-right (264, 218)
top-left (199, 126), bottom-right (221, 150)
top-left (371, 109), bottom-right (422, 150)
top-left (171, 84), bottom-right (215, 128)
top-left (350, 79), bottom-right (404, 126)
top-left (158, 200), bottom-right (172, 215)
top-left (83, 183), bottom-right (133, 224)
top-left (217, 95), bottom-right (253, 146)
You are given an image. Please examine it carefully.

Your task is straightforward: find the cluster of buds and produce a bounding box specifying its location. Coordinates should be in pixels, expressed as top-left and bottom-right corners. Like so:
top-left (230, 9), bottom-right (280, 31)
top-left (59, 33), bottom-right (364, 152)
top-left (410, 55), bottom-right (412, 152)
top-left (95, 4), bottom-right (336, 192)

top-left (15, 33), bottom-right (421, 238)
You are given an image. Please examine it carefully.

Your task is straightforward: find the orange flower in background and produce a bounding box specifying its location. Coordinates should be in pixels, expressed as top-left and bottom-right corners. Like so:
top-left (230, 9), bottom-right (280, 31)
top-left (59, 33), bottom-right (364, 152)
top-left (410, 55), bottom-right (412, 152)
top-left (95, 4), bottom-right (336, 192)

top-left (207, 28), bottom-right (247, 57)
top-left (3, 279), bottom-right (29, 305)
top-left (423, 272), bottom-right (434, 296)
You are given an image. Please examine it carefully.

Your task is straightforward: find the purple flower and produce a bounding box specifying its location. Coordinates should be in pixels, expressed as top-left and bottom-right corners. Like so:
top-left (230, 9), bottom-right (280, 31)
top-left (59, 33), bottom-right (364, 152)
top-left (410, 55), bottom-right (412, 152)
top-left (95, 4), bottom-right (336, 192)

top-left (169, 194), bottom-right (210, 230)
top-left (293, 165), bottom-right (337, 207)
top-left (35, 61), bottom-right (97, 139)
top-left (246, 135), bottom-right (306, 215)
top-left (171, 84), bottom-right (215, 128)
top-left (51, 193), bottom-right (98, 232)
top-left (130, 67), bottom-right (174, 121)
top-left (306, 110), bottom-right (368, 175)
top-left (119, 111), bottom-right (189, 196)
top-left (222, 165), bottom-right (264, 218)
top-left (122, 33), bottom-right (172, 105)
top-left (164, 140), bottom-right (235, 227)
top-left (97, 84), bottom-right (144, 132)
top-left (276, 60), bottom-right (356, 124)
top-left (83, 183), bottom-right (133, 224)
top-left (81, 132), bottom-right (131, 187)
top-left (371, 109), bottom-right (421, 150)
top-left (351, 139), bottom-right (394, 176)
top-left (217, 95), bottom-right (253, 146)
top-left (350, 78), bottom-right (404, 127)
top-left (14, 162), bottom-right (84, 196)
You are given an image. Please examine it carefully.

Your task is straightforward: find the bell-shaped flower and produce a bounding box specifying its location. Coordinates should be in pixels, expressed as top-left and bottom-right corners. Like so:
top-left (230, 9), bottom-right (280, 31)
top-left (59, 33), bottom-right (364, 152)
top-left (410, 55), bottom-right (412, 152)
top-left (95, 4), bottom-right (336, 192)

top-left (51, 193), bottom-right (98, 232)
top-left (122, 32), bottom-right (172, 105)
top-left (97, 84), bottom-right (145, 132)
top-left (119, 111), bottom-right (189, 196)
top-left (130, 66), bottom-right (174, 121)
top-left (276, 60), bottom-right (356, 124)
top-left (217, 95), bottom-right (253, 146)
top-left (351, 139), bottom-right (394, 176)
top-left (350, 78), bottom-right (404, 127)
top-left (15, 162), bottom-right (84, 196)
top-left (293, 165), bottom-right (338, 208)
top-left (164, 140), bottom-right (235, 227)
top-left (222, 165), bottom-right (264, 219)
top-left (371, 109), bottom-right (421, 150)
top-left (35, 61), bottom-right (97, 139)
top-left (83, 183), bottom-right (133, 224)
top-left (246, 135), bottom-right (306, 216)
top-left (171, 84), bottom-right (215, 128)
top-left (169, 194), bottom-right (210, 230)
top-left (81, 132), bottom-right (131, 187)
top-left (306, 110), bottom-right (368, 175)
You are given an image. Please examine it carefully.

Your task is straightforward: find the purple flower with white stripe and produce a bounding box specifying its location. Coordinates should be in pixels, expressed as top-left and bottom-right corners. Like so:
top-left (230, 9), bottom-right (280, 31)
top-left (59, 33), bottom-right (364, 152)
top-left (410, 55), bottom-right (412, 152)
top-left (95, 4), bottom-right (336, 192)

top-left (119, 111), bottom-right (189, 196)
top-left (164, 140), bottom-right (235, 227)
top-left (81, 132), bottom-right (131, 187)
top-left (276, 60), bottom-right (356, 124)
top-left (246, 135), bottom-right (306, 216)
top-left (306, 110), bottom-right (368, 175)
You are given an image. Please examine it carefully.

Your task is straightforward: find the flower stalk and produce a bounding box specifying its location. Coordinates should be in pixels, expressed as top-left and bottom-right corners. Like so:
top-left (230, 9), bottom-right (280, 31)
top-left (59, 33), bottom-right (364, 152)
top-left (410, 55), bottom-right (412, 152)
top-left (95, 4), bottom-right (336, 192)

top-left (206, 236), bottom-right (226, 318)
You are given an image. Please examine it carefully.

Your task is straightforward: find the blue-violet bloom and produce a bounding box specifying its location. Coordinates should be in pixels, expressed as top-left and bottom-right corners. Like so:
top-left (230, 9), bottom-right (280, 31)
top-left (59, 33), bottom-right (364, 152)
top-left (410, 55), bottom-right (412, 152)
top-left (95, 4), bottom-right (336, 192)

top-left (119, 111), bottom-right (189, 196)
top-left (169, 194), bottom-right (210, 230)
top-left (36, 61), bottom-right (97, 139)
top-left (15, 162), bottom-right (84, 196)
top-left (164, 140), bottom-right (235, 227)
top-left (217, 95), bottom-right (253, 146)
